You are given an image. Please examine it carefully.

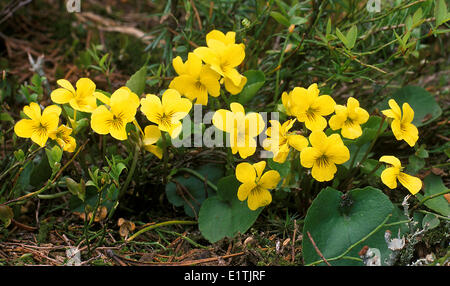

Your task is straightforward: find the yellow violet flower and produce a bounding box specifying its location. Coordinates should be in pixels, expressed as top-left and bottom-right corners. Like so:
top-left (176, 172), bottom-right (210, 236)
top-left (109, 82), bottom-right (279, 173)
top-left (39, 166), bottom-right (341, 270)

top-left (169, 53), bottom-right (221, 105)
top-left (212, 102), bottom-right (265, 159)
top-left (382, 99), bottom-right (418, 147)
top-left (379, 155), bottom-right (422, 195)
top-left (142, 125), bottom-right (163, 159)
top-left (50, 78), bottom-right (97, 113)
top-left (91, 86), bottom-right (140, 141)
top-left (140, 89), bottom-right (192, 139)
top-left (236, 161), bottom-right (281, 210)
top-left (14, 102), bottom-right (61, 147)
top-left (300, 131), bottom-right (350, 182)
top-left (263, 119), bottom-right (308, 163)
top-left (194, 30), bottom-right (246, 88)
top-left (329, 97), bottom-right (370, 139)
top-left (49, 125), bottom-right (76, 152)
top-left (282, 84), bottom-right (336, 131)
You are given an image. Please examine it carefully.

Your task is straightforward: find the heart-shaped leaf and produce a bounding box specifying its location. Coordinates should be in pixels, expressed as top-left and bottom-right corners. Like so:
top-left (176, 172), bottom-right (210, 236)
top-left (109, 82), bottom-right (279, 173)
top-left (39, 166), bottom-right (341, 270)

top-left (126, 65), bottom-right (147, 96)
top-left (198, 176), bottom-right (263, 243)
top-left (303, 186), bottom-right (402, 266)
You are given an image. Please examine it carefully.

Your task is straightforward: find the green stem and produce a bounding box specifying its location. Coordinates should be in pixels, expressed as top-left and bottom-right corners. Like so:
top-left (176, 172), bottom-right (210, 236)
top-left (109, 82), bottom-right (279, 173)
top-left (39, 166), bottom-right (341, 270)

top-left (306, 214), bottom-right (392, 266)
top-left (161, 132), bottom-right (170, 185)
top-left (274, 33), bottom-right (291, 104)
top-left (175, 168), bottom-right (218, 192)
top-left (127, 220), bottom-right (197, 242)
top-left (119, 143), bottom-right (139, 200)
top-left (410, 189), bottom-right (450, 211)
top-left (358, 117), bottom-right (386, 167)
top-left (37, 191), bottom-right (70, 199)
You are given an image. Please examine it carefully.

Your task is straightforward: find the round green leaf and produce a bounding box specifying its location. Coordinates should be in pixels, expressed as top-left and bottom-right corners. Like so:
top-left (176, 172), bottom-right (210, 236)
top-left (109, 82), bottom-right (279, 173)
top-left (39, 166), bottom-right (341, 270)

top-left (303, 186), bottom-right (395, 266)
top-left (198, 175), bottom-right (263, 243)
top-left (0, 205), bottom-right (14, 228)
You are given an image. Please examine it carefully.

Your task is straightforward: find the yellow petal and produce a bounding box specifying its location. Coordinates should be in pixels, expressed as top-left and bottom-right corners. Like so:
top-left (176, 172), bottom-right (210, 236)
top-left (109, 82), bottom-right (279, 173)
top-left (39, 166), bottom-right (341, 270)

top-left (237, 182), bottom-right (256, 201)
top-left (245, 113), bottom-right (265, 138)
top-left (223, 67), bottom-right (244, 86)
top-left (23, 102), bottom-right (41, 121)
top-left (379, 155), bottom-right (402, 169)
top-left (51, 88), bottom-right (74, 104)
top-left (259, 170), bottom-right (280, 189)
top-left (110, 124), bottom-right (128, 141)
top-left (91, 106), bottom-right (113, 135)
top-left (328, 113), bottom-right (346, 130)
top-left (140, 94), bottom-right (163, 124)
top-left (212, 109), bottom-right (234, 133)
top-left (381, 167), bottom-right (399, 189)
top-left (40, 113), bottom-right (60, 134)
top-left (247, 187), bottom-right (272, 210)
top-left (75, 78), bottom-right (96, 98)
top-left (223, 76), bottom-right (246, 95)
top-left (308, 131), bottom-right (328, 148)
top-left (313, 95), bottom-right (336, 116)
top-left (354, 107), bottom-right (370, 124)
top-left (57, 79), bottom-right (76, 94)
top-left (145, 145), bottom-right (163, 159)
top-left (304, 113), bottom-right (327, 131)
top-left (31, 131), bottom-right (48, 147)
top-left (94, 91), bottom-right (111, 105)
top-left (287, 134), bottom-right (308, 151)
top-left (14, 119), bottom-right (35, 138)
top-left (311, 161), bottom-right (337, 182)
top-left (300, 147), bottom-right (320, 168)
top-left (401, 123), bottom-right (418, 147)
top-left (401, 102), bottom-right (414, 124)
top-left (111, 88), bottom-right (138, 122)
top-left (341, 123), bottom-right (363, 139)
top-left (172, 56), bottom-right (187, 75)
top-left (42, 105), bottom-right (62, 117)
top-left (143, 125), bottom-right (162, 145)
top-left (201, 74), bottom-right (221, 98)
top-left (223, 44), bottom-right (245, 68)
top-left (386, 99), bottom-right (402, 120)
top-left (236, 162), bottom-right (256, 183)
top-left (398, 172), bottom-right (422, 195)
top-left (237, 144), bottom-right (256, 159)
top-left (327, 144), bottom-right (350, 164)
top-left (193, 47), bottom-right (220, 67)
top-left (186, 52), bottom-right (202, 78)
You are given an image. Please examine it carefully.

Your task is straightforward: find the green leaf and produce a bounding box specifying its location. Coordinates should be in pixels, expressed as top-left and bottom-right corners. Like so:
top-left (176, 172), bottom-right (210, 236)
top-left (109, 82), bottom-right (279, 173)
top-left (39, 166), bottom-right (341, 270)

top-left (412, 8), bottom-right (423, 26)
top-left (198, 175), bottom-right (263, 243)
top-left (270, 11), bottom-right (290, 27)
top-left (290, 16), bottom-right (307, 26)
top-left (405, 15), bottom-right (413, 31)
top-left (378, 86), bottom-right (442, 127)
top-left (126, 65), bottom-right (147, 96)
top-left (416, 174), bottom-right (450, 217)
top-left (0, 205), bottom-right (14, 228)
top-left (346, 25), bottom-right (358, 50)
top-left (165, 164), bottom-right (224, 217)
top-left (326, 18), bottom-right (332, 36)
top-left (360, 159), bottom-right (384, 177)
top-left (335, 27), bottom-right (349, 49)
top-left (45, 145), bottom-right (63, 174)
top-left (0, 113), bottom-right (13, 122)
top-left (237, 70), bottom-right (266, 104)
top-left (66, 178), bottom-right (86, 201)
top-left (422, 213), bottom-right (440, 230)
top-left (435, 0), bottom-right (450, 27)
top-left (302, 186), bottom-right (397, 266)
top-left (406, 155), bottom-right (425, 174)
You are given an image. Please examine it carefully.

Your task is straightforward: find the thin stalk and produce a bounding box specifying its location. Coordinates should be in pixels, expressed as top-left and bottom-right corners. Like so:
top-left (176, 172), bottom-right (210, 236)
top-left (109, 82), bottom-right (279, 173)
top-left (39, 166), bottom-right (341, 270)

top-left (119, 144), bottom-right (139, 200)
top-left (127, 220), bottom-right (198, 242)
top-left (161, 132), bottom-right (169, 185)
top-left (274, 33), bottom-right (291, 104)
top-left (175, 167), bottom-right (218, 192)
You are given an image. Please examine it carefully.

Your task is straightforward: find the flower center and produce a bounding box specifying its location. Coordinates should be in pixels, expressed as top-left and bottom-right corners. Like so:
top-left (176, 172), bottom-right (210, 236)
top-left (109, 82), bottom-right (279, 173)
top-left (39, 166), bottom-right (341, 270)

top-left (109, 113), bottom-right (124, 129)
top-left (316, 154), bottom-right (330, 168)
top-left (33, 122), bottom-right (49, 136)
top-left (344, 117), bottom-right (354, 126)
top-left (306, 107), bottom-right (318, 120)
top-left (158, 112), bottom-right (174, 129)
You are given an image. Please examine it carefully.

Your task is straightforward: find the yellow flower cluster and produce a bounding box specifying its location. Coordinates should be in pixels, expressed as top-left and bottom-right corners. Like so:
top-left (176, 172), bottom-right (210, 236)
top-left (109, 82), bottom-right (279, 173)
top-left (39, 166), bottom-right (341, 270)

top-left (274, 82), bottom-right (422, 194)
top-left (12, 29), bottom-right (423, 212)
top-left (169, 30), bottom-right (247, 105)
